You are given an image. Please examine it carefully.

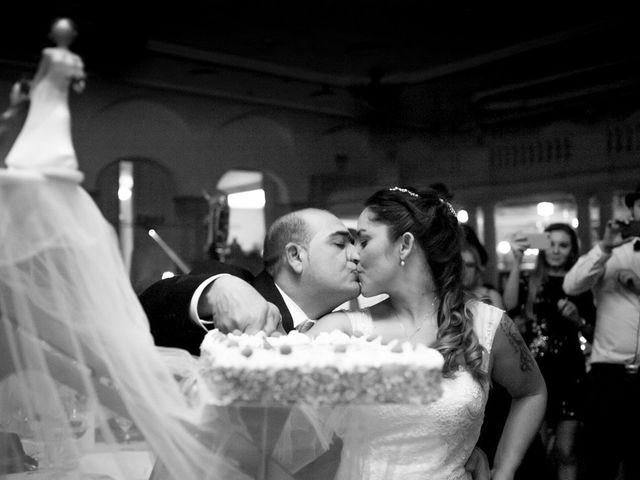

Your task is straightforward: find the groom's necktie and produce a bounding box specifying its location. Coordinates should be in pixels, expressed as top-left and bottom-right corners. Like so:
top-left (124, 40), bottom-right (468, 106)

top-left (297, 319), bottom-right (316, 333)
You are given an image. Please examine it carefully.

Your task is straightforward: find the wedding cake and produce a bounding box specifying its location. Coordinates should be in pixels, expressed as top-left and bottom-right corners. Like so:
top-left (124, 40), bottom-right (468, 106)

top-left (199, 329), bottom-right (444, 406)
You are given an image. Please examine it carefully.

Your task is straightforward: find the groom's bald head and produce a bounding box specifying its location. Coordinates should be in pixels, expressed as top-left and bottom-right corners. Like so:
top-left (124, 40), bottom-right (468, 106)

top-left (263, 209), bottom-right (315, 275)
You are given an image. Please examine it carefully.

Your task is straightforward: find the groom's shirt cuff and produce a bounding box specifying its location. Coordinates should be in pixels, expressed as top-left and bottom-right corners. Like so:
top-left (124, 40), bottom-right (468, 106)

top-left (189, 273), bottom-right (231, 328)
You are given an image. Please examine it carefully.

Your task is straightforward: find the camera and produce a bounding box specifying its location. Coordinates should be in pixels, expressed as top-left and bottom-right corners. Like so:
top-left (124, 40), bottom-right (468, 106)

top-left (616, 219), bottom-right (640, 238)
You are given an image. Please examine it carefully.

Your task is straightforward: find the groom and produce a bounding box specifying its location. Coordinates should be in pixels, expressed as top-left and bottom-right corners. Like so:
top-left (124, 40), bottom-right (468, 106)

top-left (140, 208), bottom-right (360, 354)
top-left (139, 207), bottom-right (490, 480)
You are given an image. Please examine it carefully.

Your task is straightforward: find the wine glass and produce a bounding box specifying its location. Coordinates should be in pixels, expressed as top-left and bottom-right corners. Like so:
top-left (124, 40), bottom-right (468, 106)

top-left (67, 403), bottom-right (88, 439)
top-left (60, 392), bottom-right (89, 439)
top-left (114, 416), bottom-right (133, 444)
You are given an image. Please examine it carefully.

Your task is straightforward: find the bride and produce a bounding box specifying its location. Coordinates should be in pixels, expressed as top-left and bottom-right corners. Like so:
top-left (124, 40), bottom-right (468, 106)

top-left (307, 187), bottom-right (547, 480)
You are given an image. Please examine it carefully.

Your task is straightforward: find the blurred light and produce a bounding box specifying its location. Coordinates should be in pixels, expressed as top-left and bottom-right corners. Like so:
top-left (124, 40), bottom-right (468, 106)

top-left (537, 202), bottom-right (554, 217)
top-left (161, 271), bottom-right (175, 279)
top-left (457, 209), bottom-right (469, 223)
top-left (571, 218), bottom-right (579, 228)
top-left (579, 334), bottom-right (588, 351)
top-left (118, 187), bottom-right (132, 201)
top-left (119, 175), bottom-right (133, 190)
top-left (227, 189), bottom-right (265, 208)
top-left (497, 240), bottom-right (512, 254)
top-left (118, 164), bottom-right (134, 199)
top-left (525, 248), bottom-right (540, 256)
top-left (148, 229), bottom-right (156, 237)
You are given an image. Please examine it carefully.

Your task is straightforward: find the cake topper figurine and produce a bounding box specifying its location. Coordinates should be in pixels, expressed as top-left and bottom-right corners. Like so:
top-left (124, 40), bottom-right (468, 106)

top-left (3, 17), bottom-right (86, 182)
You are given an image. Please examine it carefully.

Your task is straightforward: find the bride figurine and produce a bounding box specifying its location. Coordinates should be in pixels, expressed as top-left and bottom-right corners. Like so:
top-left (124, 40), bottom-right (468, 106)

top-left (0, 17), bottom-right (249, 480)
top-left (4, 17), bottom-right (86, 182)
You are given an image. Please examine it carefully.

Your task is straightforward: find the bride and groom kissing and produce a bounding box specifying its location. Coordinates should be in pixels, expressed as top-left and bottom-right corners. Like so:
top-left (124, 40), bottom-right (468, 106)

top-left (140, 186), bottom-right (546, 480)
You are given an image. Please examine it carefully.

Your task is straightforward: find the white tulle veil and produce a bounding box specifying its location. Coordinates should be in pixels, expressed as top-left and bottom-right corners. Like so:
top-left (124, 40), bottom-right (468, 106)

top-left (0, 172), bottom-right (249, 479)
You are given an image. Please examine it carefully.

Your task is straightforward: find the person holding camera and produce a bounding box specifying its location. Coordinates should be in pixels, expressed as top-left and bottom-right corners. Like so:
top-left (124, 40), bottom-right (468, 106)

top-left (503, 224), bottom-right (594, 480)
top-left (563, 185), bottom-right (640, 480)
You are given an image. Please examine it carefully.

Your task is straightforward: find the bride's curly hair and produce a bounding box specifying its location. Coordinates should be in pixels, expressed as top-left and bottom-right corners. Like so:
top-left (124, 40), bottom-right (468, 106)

top-left (364, 187), bottom-right (488, 385)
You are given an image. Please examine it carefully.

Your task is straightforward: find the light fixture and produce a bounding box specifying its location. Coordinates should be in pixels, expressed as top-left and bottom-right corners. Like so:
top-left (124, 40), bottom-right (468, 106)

top-left (537, 202), bottom-right (554, 217)
top-left (118, 187), bottom-right (132, 201)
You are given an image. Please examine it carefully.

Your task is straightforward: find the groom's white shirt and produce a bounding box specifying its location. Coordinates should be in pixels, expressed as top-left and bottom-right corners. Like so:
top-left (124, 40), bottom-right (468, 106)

top-left (275, 284), bottom-right (308, 328)
top-left (188, 274), bottom-right (308, 329)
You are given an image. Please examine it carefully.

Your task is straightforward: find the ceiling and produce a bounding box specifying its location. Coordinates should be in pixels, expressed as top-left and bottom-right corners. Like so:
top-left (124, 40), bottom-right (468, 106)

top-left (2, 2), bottom-right (638, 134)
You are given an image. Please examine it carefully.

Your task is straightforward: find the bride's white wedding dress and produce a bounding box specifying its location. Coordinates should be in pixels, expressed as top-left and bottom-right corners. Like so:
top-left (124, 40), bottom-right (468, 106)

top-left (335, 301), bottom-right (502, 480)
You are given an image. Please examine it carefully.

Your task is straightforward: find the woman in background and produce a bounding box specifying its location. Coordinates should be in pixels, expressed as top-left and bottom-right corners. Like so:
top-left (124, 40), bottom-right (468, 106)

top-left (461, 242), bottom-right (505, 309)
top-left (503, 223), bottom-right (595, 480)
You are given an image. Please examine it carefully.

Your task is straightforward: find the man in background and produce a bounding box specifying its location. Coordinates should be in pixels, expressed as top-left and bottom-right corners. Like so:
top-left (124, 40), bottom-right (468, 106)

top-left (563, 185), bottom-right (640, 480)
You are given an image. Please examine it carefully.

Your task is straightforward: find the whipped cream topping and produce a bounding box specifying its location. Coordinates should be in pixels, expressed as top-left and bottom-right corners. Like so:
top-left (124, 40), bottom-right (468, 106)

top-left (200, 329), bottom-right (445, 372)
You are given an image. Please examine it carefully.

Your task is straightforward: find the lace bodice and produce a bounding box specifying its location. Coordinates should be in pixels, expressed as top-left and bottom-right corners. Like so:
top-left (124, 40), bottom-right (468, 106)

top-left (335, 301), bottom-right (502, 480)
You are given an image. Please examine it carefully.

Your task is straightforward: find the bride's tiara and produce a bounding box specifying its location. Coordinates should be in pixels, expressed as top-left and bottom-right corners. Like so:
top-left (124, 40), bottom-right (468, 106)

top-left (388, 186), bottom-right (457, 218)
top-left (389, 186), bottom-right (419, 197)
top-left (441, 198), bottom-right (457, 217)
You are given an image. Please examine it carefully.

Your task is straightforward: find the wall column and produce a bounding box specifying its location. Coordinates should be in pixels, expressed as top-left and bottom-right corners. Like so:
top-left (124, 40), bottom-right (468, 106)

top-left (574, 192), bottom-right (592, 251)
top-left (480, 200), bottom-right (498, 288)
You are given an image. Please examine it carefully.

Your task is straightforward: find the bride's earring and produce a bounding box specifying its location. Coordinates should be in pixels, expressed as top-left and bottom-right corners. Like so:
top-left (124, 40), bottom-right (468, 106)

top-left (400, 258), bottom-right (405, 267)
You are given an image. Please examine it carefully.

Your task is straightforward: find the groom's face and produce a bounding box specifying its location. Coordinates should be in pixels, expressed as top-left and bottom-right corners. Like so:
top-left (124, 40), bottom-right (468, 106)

top-left (300, 211), bottom-right (360, 304)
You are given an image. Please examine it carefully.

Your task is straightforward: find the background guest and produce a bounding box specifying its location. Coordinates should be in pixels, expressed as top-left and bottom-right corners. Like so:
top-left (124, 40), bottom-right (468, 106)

top-left (504, 223), bottom-right (595, 480)
top-left (461, 242), bottom-right (504, 308)
top-left (564, 186), bottom-right (640, 480)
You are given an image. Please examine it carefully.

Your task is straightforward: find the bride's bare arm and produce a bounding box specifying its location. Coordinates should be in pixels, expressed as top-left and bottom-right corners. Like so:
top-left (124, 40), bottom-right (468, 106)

top-left (489, 313), bottom-right (547, 480)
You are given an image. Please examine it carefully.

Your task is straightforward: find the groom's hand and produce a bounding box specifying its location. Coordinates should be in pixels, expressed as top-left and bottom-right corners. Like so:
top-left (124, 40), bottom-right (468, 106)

top-left (465, 446), bottom-right (490, 480)
top-left (201, 275), bottom-right (281, 335)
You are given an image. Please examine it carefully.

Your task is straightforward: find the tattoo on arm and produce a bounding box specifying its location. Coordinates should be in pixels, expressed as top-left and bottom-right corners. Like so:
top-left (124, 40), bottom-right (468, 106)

top-left (499, 315), bottom-right (535, 372)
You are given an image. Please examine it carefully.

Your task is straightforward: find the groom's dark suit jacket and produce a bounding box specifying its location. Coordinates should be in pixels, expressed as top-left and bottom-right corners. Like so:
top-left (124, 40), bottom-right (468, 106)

top-left (139, 261), bottom-right (295, 356)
